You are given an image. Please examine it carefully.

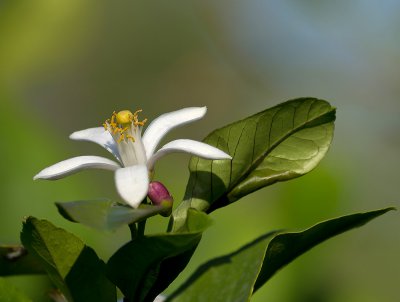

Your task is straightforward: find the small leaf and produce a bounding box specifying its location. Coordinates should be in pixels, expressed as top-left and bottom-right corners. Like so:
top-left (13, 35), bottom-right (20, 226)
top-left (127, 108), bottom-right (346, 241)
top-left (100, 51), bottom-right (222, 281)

top-left (107, 209), bottom-right (211, 302)
top-left (20, 217), bottom-right (116, 302)
top-left (172, 98), bottom-right (335, 231)
top-left (0, 277), bottom-right (32, 302)
top-left (0, 245), bottom-right (45, 276)
top-left (168, 208), bottom-right (394, 302)
top-left (56, 199), bottom-right (166, 231)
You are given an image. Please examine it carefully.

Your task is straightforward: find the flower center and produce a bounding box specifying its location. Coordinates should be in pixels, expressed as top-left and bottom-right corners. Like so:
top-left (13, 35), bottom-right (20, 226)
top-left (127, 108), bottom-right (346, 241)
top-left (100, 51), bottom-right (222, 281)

top-left (103, 109), bottom-right (147, 143)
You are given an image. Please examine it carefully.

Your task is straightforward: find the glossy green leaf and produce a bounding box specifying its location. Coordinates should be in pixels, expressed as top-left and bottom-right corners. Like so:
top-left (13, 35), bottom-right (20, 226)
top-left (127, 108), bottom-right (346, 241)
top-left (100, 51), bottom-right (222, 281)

top-left (107, 209), bottom-right (212, 302)
top-left (20, 217), bottom-right (116, 302)
top-left (56, 199), bottom-right (166, 231)
top-left (172, 98), bottom-right (335, 231)
top-left (0, 245), bottom-right (45, 276)
top-left (0, 277), bottom-right (32, 302)
top-left (168, 208), bottom-right (394, 302)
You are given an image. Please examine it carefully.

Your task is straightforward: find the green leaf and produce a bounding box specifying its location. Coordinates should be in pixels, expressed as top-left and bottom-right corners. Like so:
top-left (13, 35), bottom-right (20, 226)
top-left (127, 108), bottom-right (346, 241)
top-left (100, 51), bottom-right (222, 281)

top-left (20, 217), bottom-right (116, 302)
top-left (56, 199), bottom-right (166, 231)
top-left (168, 208), bottom-right (394, 302)
top-left (0, 277), bottom-right (32, 302)
top-left (0, 245), bottom-right (45, 276)
top-left (107, 209), bottom-right (212, 302)
top-left (254, 207), bottom-right (395, 291)
top-left (172, 98), bottom-right (335, 231)
top-left (167, 232), bottom-right (277, 302)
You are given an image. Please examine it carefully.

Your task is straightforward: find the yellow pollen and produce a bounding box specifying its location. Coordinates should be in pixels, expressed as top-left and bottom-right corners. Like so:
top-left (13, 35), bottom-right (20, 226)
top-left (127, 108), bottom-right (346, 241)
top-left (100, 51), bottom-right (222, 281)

top-left (118, 134), bottom-right (125, 143)
top-left (103, 108), bottom-right (147, 143)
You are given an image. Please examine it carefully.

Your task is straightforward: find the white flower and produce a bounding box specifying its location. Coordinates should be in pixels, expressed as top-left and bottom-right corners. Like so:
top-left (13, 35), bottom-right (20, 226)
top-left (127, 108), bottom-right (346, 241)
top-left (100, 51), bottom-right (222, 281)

top-left (34, 107), bottom-right (231, 208)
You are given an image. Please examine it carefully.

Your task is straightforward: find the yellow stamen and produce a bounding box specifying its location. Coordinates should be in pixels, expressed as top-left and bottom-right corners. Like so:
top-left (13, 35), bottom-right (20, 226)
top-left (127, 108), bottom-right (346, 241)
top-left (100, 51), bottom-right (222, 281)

top-left (118, 134), bottom-right (125, 143)
top-left (132, 109), bottom-right (148, 126)
top-left (135, 118), bottom-right (147, 126)
top-left (103, 109), bottom-right (148, 143)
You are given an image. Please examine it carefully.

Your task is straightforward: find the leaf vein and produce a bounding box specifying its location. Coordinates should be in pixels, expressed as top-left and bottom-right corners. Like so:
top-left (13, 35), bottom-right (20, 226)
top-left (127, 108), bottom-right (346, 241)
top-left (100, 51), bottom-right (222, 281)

top-left (228, 121), bottom-right (248, 189)
top-left (227, 103), bottom-right (334, 197)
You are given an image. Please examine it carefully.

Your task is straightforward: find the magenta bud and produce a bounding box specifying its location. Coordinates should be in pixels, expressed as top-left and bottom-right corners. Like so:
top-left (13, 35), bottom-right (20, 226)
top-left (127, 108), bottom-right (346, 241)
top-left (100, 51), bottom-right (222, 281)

top-left (148, 181), bottom-right (174, 216)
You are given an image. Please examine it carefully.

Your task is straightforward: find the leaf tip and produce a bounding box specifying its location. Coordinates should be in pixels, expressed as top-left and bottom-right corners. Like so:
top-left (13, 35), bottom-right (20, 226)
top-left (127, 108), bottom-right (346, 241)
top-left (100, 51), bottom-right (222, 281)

top-left (383, 206), bottom-right (396, 213)
top-left (22, 216), bottom-right (37, 226)
top-left (55, 202), bottom-right (78, 223)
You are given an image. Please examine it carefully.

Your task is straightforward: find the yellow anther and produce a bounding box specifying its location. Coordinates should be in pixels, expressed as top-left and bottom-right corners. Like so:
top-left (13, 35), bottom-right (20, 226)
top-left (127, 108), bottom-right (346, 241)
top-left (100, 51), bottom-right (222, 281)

top-left (132, 109), bottom-right (147, 127)
top-left (118, 134), bottom-right (125, 143)
top-left (110, 112), bottom-right (116, 124)
top-left (116, 110), bottom-right (134, 124)
top-left (135, 118), bottom-right (147, 126)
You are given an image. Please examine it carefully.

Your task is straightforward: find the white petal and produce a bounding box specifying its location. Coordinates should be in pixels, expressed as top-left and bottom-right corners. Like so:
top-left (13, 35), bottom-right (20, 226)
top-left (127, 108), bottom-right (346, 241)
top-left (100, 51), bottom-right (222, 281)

top-left (70, 127), bottom-right (122, 163)
top-left (147, 139), bottom-right (232, 171)
top-left (34, 156), bottom-right (120, 180)
top-left (115, 165), bottom-right (149, 208)
top-left (142, 107), bottom-right (207, 159)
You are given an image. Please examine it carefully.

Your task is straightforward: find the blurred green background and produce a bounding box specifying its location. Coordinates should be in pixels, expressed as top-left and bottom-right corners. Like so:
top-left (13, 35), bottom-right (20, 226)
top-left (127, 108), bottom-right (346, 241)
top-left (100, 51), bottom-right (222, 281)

top-left (0, 1), bottom-right (399, 301)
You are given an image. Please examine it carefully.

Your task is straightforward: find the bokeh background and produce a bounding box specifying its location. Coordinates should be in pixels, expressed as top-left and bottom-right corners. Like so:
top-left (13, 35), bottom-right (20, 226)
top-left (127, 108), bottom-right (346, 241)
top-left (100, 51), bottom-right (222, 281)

top-left (1, 1), bottom-right (399, 301)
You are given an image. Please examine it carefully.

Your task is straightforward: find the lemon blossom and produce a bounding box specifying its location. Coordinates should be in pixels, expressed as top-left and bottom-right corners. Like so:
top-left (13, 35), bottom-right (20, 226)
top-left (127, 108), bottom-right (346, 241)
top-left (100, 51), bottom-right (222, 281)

top-left (34, 107), bottom-right (231, 208)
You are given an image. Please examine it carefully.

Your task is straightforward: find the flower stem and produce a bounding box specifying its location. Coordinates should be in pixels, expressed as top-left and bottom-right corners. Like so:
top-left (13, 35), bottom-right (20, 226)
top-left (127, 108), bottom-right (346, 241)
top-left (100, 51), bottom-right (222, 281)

top-left (129, 198), bottom-right (148, 240)
top-left (137, 219), bottom-right (146, 238)
top-left (137, 198), bottom-right (149, 238)
top-left (128, 223), bottom-right (137, 240)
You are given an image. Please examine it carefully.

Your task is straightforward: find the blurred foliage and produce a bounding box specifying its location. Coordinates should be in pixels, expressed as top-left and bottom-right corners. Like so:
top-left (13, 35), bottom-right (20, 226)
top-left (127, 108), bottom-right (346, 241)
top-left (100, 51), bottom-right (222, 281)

top-left (0, 1), bottom-right (398, 301)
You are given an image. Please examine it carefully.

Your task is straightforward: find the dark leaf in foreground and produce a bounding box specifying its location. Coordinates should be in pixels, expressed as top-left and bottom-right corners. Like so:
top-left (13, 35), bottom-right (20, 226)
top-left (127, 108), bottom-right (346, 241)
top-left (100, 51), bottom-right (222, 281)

top-left (168, 208), bottom-right (394, 302)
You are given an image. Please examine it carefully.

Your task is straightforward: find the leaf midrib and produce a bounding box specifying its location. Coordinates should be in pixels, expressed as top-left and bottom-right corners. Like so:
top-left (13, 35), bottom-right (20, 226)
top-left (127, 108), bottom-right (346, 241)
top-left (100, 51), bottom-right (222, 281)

top-left (225, 101), bottom-right (335, 199)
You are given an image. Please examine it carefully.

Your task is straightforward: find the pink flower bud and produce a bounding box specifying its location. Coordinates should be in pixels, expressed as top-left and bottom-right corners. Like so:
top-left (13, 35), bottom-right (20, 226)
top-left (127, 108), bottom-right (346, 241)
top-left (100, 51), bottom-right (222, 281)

top-left (148, 181), bottom-right (173, 216)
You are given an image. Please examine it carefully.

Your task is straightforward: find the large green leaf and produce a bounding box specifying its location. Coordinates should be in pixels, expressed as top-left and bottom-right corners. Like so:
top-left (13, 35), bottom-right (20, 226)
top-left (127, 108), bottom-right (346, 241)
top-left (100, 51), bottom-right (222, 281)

top-left (107, 209), bottom-right (212, 302)
top-left (56, 199), bottom-right (166, 231)
top-left (172, 98), bottom-right (335, 231)
top-left (253, 207), bottom-right (395, 291)
top-left (0, 277), bottom-right (32, 302)
top-left (168, 208), bottom-right (393, 302)
top-left (0, 245), bottom-right (45, 276)
top-left (20, 217), bottom-right (116, 302)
